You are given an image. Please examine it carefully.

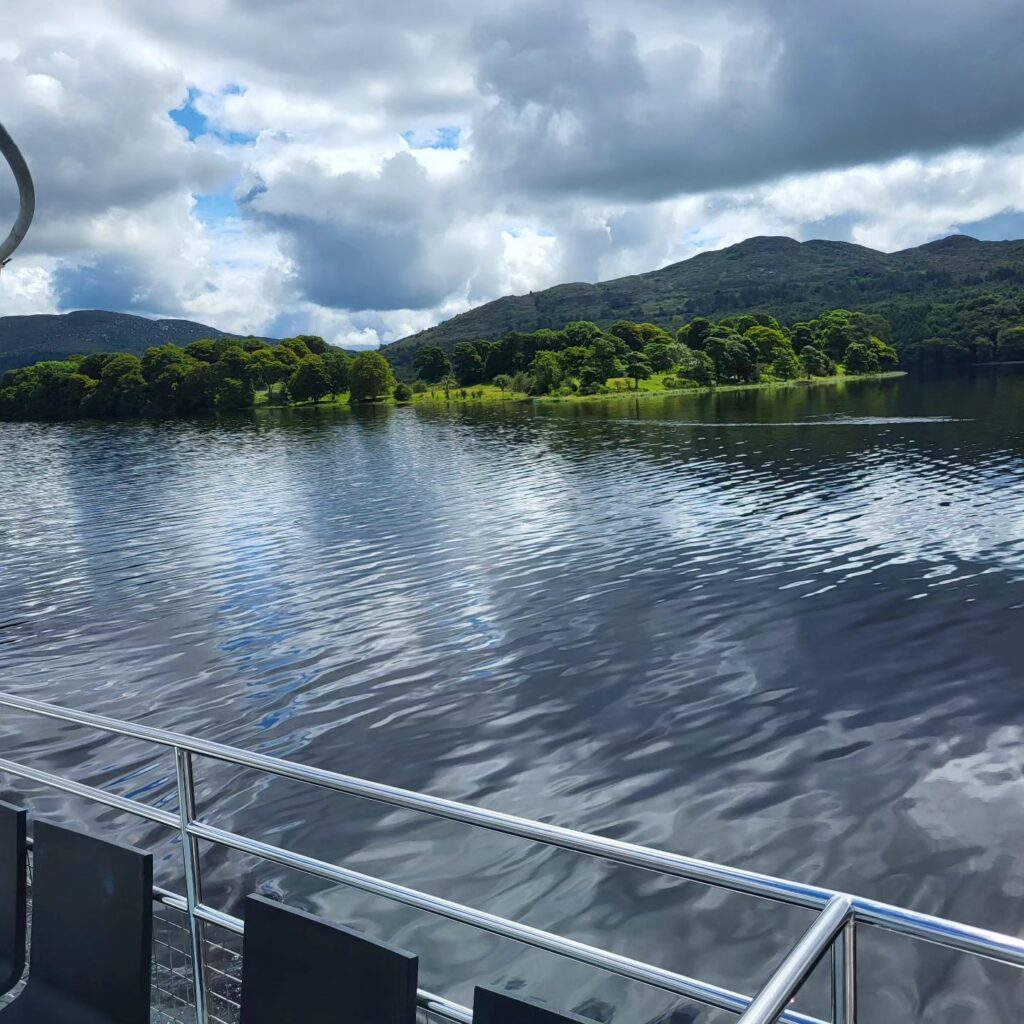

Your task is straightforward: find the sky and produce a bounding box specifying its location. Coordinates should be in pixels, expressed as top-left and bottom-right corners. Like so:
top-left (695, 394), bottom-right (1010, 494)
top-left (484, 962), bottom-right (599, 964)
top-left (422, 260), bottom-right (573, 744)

top-left (2, 0), bottom-right (1024, 347)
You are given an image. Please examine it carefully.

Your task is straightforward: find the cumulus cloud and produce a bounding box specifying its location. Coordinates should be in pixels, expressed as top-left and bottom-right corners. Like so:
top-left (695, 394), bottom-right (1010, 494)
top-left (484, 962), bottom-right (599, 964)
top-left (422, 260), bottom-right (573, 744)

top-left (0, 32), bottom-right (230, 249)
top-left (471, 0), bottom-right (1024, 201)
top-left (244, 152), bottom-right (486, 310)
top-left (2, 0), bottom-right (1024, 346)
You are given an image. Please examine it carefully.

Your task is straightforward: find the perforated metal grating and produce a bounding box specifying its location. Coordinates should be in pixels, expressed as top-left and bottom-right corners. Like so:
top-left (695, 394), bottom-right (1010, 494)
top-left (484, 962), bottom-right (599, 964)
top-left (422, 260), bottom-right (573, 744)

top-left (5, 854), bottom-right (452, 1024)
top-left (152, 905), bottom-right (241, 1024)
top-left (150, 905), bottom-right (451, 1024)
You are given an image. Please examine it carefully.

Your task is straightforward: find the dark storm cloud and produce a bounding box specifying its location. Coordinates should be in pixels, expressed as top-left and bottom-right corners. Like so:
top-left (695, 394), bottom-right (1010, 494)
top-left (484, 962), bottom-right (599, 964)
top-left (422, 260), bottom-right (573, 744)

top-left (469, 0), bottom-right (1024, 200)
top-left (123, 0), bottom-right (1024, 202)
top-left (189, 0), bottom-right (1024, 312)
top-left (243, 153), bottom-right (481, 310)
top-left (6, 0), bottom-right (1024, 325)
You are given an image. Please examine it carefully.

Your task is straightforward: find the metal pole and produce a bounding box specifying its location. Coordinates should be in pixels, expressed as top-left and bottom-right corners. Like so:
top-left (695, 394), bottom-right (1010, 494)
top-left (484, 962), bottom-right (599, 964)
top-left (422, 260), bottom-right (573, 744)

top-left (189, 819), bottom-right (823, 1024)
top-left (175, 747), bottom-right (209, 1024)
top-left (737, 896), bottom-right (853, 1024)
top-left (158, 888), bottom-right (476, 1024)
top-left (0, 121), bottom-right (34, 266)
top-left (831, 919), bottom-right (856, 1024)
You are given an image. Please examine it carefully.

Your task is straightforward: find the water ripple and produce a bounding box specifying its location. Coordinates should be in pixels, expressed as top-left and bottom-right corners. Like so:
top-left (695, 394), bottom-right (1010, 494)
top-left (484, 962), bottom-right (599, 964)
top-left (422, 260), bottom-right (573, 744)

top-left (0, 372), bottom-right (1022, 1020)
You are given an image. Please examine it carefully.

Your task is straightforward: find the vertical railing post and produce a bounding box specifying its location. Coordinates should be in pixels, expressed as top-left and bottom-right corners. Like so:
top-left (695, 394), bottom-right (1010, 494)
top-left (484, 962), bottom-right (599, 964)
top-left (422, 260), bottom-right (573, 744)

top-left (831, 918), bottom-right (857, 1024)
top-left (175, 747), bottom-right (209, 1024)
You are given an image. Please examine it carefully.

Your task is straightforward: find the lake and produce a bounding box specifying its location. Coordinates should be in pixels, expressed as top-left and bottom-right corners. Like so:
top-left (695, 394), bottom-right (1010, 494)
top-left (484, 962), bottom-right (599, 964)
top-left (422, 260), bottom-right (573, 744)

top-left (0, 370), bottom-right (1022, 1022)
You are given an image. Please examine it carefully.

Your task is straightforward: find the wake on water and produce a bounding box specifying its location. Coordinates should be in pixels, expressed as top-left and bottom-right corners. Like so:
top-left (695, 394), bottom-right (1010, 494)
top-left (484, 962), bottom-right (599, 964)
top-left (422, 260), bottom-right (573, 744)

top-left (611, 414), bottom-right (968, 427)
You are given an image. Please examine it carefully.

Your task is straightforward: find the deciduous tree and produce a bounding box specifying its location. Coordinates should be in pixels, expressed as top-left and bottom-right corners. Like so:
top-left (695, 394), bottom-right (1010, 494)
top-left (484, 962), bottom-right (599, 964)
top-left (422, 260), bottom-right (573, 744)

top-left (452, 342), bottom-right (484, 385)
top-left (530, 350), bottom-right (563, 394)
top-left (289, 355), bottom-right (332, 404)
top-left (248, 348), bottom-right (290, 397)
top-left (413, 345), bottom-right (451, 382)
top-left (680, 317), bottom-right (712, 350)
top-left (843, 342), bottom-right (878, 374)
top-left (625, 351), bottom-right (652, 389)
top-left (322, 349), bottom-right (351, 399)
top-left (349, 351), bottom-right (396, 402)
top-left (645, 341), bottom-right (682, 371)
top-left (799, 346), bottom-right (835, 377)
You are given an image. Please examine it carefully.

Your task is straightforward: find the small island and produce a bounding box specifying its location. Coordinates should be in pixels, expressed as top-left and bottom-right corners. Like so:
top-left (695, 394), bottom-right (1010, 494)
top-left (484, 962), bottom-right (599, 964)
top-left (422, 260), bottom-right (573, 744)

top-left (0, 308), bottom-right (902, 421)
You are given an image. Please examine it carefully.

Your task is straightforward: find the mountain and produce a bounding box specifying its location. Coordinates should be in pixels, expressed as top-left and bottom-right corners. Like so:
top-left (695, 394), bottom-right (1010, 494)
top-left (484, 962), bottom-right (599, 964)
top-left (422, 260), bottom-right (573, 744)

top-left (0, 309), bottom-right (260, 375)
top-left (383, 234), bottom-right (1024, 369)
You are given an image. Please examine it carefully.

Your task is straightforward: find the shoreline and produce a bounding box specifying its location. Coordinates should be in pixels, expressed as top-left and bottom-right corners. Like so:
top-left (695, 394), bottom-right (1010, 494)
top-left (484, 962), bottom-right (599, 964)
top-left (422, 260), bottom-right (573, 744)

top-left (526, 370), bottom-right (906, 405)
top-left (261, 370), bottom-right (907, 412)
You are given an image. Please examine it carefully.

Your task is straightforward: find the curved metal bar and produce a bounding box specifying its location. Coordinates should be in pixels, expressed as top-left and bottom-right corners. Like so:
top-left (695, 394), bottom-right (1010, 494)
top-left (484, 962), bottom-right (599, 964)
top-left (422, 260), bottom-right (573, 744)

top-left (737, 897), bottom-right (852, 1024)
top-left (0, 121), bottom-right (34, 265)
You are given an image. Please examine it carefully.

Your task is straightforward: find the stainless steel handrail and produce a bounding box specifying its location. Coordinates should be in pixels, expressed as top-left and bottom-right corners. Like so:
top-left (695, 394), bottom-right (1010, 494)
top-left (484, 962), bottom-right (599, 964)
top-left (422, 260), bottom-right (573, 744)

top-left (0, 691), bottom-right (1020, 969)
top-left (0, 690), bottom-right (1022, 1024)
top-left (189, 819), bottom-right (809, 1022)
top-left (738, 897), bottom-right (852, 1024)
top-left (0, 122), bottom-right (34, 266)
top-left (0, 754), bottom-right (820, 1024)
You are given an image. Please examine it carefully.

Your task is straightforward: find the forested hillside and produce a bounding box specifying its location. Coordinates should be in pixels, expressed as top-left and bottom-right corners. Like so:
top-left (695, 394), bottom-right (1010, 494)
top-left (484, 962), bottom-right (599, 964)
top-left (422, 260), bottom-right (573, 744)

top-left (385, 234), bottom-right (1024, 373)
top-left (0, 310), bottom-right (262, 374)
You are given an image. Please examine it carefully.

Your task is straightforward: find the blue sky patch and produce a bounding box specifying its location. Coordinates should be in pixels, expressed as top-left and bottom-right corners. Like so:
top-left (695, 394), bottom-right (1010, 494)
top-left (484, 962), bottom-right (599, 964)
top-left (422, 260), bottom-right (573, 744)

top-left (504, 225), bottom-right (556, 238)
top-left (170, 87), bottom-right (207, 141)
top-left (54, 257), bottom-right (148, 313)
top-left (170, 86), bottom-right (257, 146)
top-left (953, 209), bottom-right (1024, 241)
top-left (799, 212), bottom-right (862, 242)
top-left (402, 125), bottom-right (461, 150)
top-left (264, 310), bottom-right (310, 339)
top-left (194, 184), bottom-right (241, 224)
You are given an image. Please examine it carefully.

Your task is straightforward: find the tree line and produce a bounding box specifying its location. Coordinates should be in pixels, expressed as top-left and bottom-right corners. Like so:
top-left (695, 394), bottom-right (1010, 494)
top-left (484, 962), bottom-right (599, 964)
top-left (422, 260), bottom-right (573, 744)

top-left (0, 335), bottom-right (400, 421)
top-left (869, 285), bottom-right (1024, 369)
top-left (409, 309), bottom-right (900, 396)
top-left (0, 306), bottom-right (919, 422)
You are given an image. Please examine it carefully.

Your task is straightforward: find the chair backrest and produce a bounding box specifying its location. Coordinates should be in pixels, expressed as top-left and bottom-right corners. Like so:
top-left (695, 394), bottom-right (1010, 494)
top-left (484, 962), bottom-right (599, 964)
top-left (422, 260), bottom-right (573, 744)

top-left (240, 894), bottom-right (419, 1024)
top-left (0, 803), bottom-right (26, 996)
top-left (30, 820), bottom-right (153, 1024)
top-left (474, 987), bottom-right (599, 1024)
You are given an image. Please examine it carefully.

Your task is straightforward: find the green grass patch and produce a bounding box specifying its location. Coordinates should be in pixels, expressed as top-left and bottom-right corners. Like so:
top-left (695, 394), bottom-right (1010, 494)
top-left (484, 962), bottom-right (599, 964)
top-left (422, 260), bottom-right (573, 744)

top-left (253, 369), bottom-right (906, 413)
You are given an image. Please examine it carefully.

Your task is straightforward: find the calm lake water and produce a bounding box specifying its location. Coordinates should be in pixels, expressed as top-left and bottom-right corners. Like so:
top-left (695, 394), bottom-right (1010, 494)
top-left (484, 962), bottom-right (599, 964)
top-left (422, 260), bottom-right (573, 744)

top-left (0, 371), bottom-right (1022, 1021)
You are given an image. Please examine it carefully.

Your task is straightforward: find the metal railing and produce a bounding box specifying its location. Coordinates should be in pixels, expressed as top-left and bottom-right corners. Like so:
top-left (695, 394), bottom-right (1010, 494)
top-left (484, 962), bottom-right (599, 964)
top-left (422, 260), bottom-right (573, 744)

top-left (0, 690), bottom-right (1022, 1024)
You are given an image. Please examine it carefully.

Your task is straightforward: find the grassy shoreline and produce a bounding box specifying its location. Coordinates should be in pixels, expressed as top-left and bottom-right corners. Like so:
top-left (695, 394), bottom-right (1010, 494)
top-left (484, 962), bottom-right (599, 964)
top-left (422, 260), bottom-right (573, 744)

top-left (260, 369), bottom-right (906, 411)
top-left (525, 369), bottom-right (906, 404)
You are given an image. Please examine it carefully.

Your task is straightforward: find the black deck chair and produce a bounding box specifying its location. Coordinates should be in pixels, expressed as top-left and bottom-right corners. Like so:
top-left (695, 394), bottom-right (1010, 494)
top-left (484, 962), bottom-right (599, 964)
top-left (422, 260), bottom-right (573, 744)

top-left (0, 804), bottom-right (26, 997)
top-left (474, 987), bottom-right (600, 1024)
top-left (0, 820), bottom-right (153, 1024)
top-left (239, 893), bottom-right (419, 1024)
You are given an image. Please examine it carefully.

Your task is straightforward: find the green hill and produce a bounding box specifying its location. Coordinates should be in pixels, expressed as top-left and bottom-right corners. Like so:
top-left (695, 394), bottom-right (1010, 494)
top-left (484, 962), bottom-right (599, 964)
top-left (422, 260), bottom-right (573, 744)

top-left (383, 234), bottom-right (1024, 371)
top-left (0, 309), bottom-right (264, 375)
